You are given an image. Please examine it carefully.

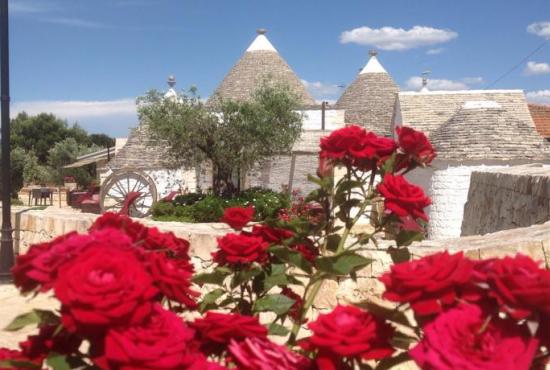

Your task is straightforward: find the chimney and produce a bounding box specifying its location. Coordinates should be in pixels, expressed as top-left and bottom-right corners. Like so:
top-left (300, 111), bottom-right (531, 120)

top-left (420, 70), bottom-right (431, 92)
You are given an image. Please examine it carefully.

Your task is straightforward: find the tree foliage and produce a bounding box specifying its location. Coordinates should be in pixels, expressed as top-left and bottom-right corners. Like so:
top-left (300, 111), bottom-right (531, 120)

top-left (138, 83), bottom-right (303, 195)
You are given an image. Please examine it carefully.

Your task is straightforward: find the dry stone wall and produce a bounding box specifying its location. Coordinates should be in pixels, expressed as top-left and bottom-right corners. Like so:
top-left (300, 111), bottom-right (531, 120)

top-left (462, 164), bottom-right (550, 236)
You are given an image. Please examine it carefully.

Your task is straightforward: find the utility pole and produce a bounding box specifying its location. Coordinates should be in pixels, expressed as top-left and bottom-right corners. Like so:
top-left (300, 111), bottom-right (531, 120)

top-left (0, 0), bottom-right (14, 282)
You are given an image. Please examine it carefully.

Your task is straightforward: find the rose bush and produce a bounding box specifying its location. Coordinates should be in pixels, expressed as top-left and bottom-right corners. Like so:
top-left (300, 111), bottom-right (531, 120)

top-left (2, 124), bottom-right (549, 370)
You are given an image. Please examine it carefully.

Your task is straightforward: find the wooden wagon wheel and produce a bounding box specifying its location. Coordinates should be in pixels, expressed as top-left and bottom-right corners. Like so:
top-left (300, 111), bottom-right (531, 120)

top-left (100, 170), bottom-right (157, 218)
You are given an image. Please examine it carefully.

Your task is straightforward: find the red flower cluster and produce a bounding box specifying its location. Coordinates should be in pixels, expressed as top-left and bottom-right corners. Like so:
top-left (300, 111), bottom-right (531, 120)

top-left (410, 304), bottom-right (538, 370)
top-left (300, 305), bottom-right (394, 368)
top-left (380, 252), bottom-right (550, 370)
top-left (9, 213), bottom-right (202, 369)
top-left (229, 337), bottom-right (312, 370)
top-left (212, 233), bottom-right (269, 266)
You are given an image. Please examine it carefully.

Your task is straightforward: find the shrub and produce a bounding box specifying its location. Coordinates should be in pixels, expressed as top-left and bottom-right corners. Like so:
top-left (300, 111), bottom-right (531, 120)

top-left (173, 192), bottom-right (205, 207)
top-left (151, 201), bottom-right (176, 218)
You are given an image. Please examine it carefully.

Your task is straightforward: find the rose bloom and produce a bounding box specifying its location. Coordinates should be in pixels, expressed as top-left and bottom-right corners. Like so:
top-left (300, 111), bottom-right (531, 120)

top-left (354, 132), bottom-right (397, 164)
top-left (229, 338), bottom-right (312, 370)
top-left (191, 312), bottom-right (268, 355)
top-left (380, 251), bottom-right (474, 316)
top-left (474, 254), bottom-right (550, 320)
top-left (396, 126), bottom-right (436, 166)
top-left (251, 225), bottom-right (294, 244)
top-left (300, 305), bottom-right (394, 367)
top-left (97, 305), bottom-right (197, 370)
top-left (212, 233), bottom-right (269, 266)
top-left (146, 252), bottom-right (199, 308)
top-left (54, 240), bottom-right (157, 334)
top-left (221, 207), bottom-right (255, 230)
top-left (377, 174), bottom-right (431, 222)
top-left (320, 125), bottom-right (367, 161)
top-left (410, 304), bottom-right (539, 370)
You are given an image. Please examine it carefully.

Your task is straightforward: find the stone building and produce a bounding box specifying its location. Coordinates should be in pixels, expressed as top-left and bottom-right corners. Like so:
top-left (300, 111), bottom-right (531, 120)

top-left (395, 92), bottom-right (549, 239)
top-left (335, 50), bottom-right (399, 136)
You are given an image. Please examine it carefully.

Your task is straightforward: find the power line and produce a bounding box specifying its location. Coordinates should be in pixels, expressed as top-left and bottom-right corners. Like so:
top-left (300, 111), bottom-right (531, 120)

top-left (485, 39), bottom-right (549, 89)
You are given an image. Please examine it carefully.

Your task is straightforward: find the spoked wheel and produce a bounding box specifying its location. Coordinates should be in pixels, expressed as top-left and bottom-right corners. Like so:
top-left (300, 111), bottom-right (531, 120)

top-left (100, 170), bottom-right (157, 218)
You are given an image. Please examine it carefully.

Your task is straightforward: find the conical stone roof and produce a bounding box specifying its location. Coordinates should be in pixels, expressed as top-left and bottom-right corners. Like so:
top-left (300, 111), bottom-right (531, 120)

top-left (336, 50), bottom-right (399, 136)
top-left (207, 30), bottom-right (315, 107)
top-left (430, 101), bottom-right (549, 161)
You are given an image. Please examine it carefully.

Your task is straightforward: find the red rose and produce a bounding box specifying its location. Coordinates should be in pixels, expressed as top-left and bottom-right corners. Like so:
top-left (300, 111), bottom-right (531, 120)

top-left (320, 126), bottom-right (397, 169)
top-left (146, 252), bottom-right (199, 308)
top-left (377, 174), bottom-right (431, 221)
top-left (251, 225), bottom-right (294, 244)
top-left (320, 125), bottom-right (367, 161)
top-left (474, 254), bottom-right (550, 319)
top-left (300, 305), bottom-right (394, 367)
top-left (380, 251), bottom-right (474, 316)
top-left (212, 233), bottom-right (269, 266)
top-left (191, 312), bottom-right (268, 355)
top-left (98, 305), bottom-right (197, 370)
top-left (410, 304), bottom-right (539, 370)
top-left (19, 325), bottom-right (81, 361)
top-left (354, 132), bottom-right (397, 162)
top-left (54, 240), bottom-right (157, 334)
top-left (290, 241), bottom-right (319, 262)
top-left (221, 207), bottom-right (255, 230)
top-left (397, 126), bottom-right (436, 166)
top-left (187, 355), bottom-right (229, 370)
top-left (229, 338), bottom-right (312, 370)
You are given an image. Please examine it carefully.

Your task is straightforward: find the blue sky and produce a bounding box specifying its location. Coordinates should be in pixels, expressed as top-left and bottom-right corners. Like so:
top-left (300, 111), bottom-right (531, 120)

top-left (8, 0), bottom-right (550, 137)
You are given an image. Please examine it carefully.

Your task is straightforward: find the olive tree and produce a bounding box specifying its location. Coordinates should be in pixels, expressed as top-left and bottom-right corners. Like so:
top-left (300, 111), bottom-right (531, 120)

top-left (137, 84), bottom-right (303, 196)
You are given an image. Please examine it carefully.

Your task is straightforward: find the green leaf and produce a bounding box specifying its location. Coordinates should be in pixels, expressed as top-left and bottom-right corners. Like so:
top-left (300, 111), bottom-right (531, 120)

top-left (395, 230), bottom-right (424, 247)
top-left (336, 179), bottom-right (363, 194)
top-left (5, 309), bottom-right (59, 331)
top-left (253, 294), bottom-right (295, 315)
top-left (231, 267), bottom-right (262, 289)
top-left (355, 300), bottom-right (412, 328)
top-left (269, 245), bottom-right (312, 273)
top-left (192, 267), bottom-right (231, 286)
top-left (315, 251), bottom-right (373, 276)
top-left (325, 234), bottom-right (341, 252)
top-left (0, 360), bottom-right (40, 369)
top-left (388, 246), bottom-right (411, 264)
top-left (268, 322), bottom-right (290, 336)
top-left (307, 174), bottom-right (332, 191)
top-left (46, 353), bottom-right (71, 370)
top-left (380, 152), bottom-right (397, 175)
top-left (374, 351), bottom-right (411, 370)
top-left (199, 288), bottom-right (226, 312)
top-left (264, 264), bottom-right (289, 291)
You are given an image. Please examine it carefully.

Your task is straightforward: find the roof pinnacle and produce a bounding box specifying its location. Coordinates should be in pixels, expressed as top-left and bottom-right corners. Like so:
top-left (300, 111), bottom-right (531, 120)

top-left (256, 28), bottom-right (267, 35)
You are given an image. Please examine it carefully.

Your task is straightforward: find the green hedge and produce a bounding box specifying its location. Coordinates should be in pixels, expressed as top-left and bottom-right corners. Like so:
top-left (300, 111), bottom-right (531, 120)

top-left (151, 188), bottom-right (290, 223)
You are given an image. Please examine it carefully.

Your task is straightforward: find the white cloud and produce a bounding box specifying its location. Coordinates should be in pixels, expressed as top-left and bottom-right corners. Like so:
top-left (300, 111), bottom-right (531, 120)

top-left (461, 76), bottom-right (484, 84)
top-left (524, 61), bottom-right (550, 76)
top-left (340, 26), bottom-right (457, 51)
top-left (526, 90), bottom-right (550, 105)
top-left (12, 98), bottom-right (137, 119)
top-left (301, 80), bottom-right (343, 100)
top-left (405, 76), bottom-right (467, 91)
top-left (426, 48), bottom-right (444, 55)
top-left (527, 22), bottom-right (550, 39)
top-left (12, 99), bottom-right (138, 136)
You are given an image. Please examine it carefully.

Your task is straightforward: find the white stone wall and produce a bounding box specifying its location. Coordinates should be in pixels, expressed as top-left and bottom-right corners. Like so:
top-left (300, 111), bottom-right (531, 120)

top-left (301, 109), bottom-right (345, 130)
top-left (427, 164), bottom-right (507, 239)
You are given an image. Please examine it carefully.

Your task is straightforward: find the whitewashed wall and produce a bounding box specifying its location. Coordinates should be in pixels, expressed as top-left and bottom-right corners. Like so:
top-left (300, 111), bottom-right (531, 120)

top-left (426, 164), bottom-right (507, 239)
top-left (301, 109), bottom-right (345, 130)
